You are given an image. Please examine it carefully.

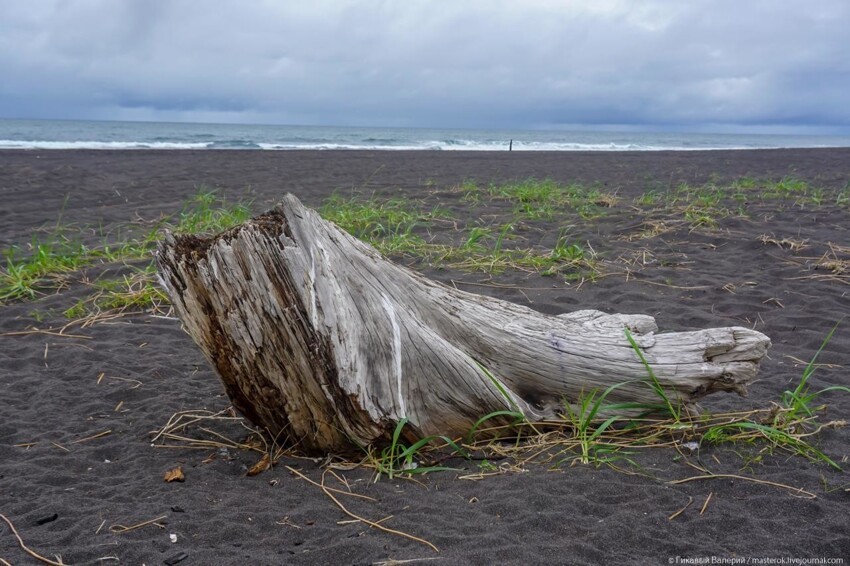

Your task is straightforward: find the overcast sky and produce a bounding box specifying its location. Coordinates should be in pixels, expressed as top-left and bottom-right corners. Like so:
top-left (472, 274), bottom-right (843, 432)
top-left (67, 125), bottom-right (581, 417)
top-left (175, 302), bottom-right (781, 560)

top-left (2, 1), bottom-right (848, 133)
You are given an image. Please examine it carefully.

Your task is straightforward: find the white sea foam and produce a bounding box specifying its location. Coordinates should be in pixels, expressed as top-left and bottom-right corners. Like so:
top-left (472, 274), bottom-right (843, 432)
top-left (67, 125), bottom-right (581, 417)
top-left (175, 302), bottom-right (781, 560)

top-left (260, 139), bottom-right (750, 151)
top-left (0, 138), bottom-right (763, 151)
top-left (0, 140), bottom-right (209, 150)
top-left (256, 142), bottom-right (437, 151)
top-left (2, 119), bottom-right (846, 152)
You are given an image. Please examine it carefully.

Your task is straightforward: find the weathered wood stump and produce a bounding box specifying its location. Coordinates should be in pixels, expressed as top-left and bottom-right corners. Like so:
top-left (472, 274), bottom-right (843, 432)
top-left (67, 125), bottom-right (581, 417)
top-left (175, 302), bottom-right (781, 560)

top-left (155, 194), bottom-right (770, 454)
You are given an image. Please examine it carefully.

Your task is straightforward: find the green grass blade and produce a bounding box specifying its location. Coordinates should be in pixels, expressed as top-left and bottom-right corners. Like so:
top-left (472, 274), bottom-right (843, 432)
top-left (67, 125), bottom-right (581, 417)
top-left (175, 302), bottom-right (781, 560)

top-left (467, 410), bottom-right (525, 442)
top-left (624, 327), bottom-right (680, 420)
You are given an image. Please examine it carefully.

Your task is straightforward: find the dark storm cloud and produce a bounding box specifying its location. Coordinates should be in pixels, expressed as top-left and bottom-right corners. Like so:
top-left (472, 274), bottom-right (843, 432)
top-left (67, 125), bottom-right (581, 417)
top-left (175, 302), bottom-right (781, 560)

top-left (1, 0), bottom-right (848, 132)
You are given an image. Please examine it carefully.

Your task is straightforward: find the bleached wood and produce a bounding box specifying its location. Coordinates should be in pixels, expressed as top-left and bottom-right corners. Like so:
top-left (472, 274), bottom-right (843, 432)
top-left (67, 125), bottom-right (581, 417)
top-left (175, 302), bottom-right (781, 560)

top-left (155, 194), bottom-right (770, 454)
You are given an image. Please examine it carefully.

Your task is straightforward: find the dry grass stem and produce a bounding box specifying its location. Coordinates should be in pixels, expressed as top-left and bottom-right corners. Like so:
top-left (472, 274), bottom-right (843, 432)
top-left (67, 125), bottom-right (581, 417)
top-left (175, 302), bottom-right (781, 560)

top-left (373, 558), bottom-right (442, 566)
top-left (108, 515), bottom-right (168, 534)
top-left (275, 516), bottom-right (302, 529)
top-left (317, 470), bottom-right (438, 552)
top-left (149, 408), bottom-right (263, 453)
top-left (758, 234), bottom-right (808, 251)
top-left (783, 355), bottom-right (843, 370)
top-left (0, 513), bottom-right (67, 565)
top-left (285, 466), bottom-right (376, 502)
top-left (670, 474), bottom-right (816, 498)
top-left (667, 497), bottom-right (693, 520)
top-left (699, 492), bottom-right (714, 515)
top-left (629, 279), bottom-right (713, 290)
top-left (449, 280), bottom-right (563, 291)
top-left (372, 556), bottom-right (440, 566)
top-left (71, 430), bottom-right (112, 444)
top-left (0, 328), bottom-right (91, 339)
top-left (100, 376), bottom-right (143, 388)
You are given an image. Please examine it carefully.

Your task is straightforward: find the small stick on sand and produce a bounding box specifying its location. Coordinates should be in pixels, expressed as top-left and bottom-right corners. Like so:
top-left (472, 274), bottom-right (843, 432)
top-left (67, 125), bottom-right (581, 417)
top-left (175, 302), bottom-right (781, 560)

top-left (108, 515), bottom-right (168, 533)
top-left (71, 430), bottom-right (112, 444)
top-left (667, 496), bottom-right (693, 520)
top-left (275, 516), bottom-right (302, 529)
top-left (0, 513), bottom-right (67, 565)
top-left (284, 465), bottom-right (435, 550)
top-left (700, 492), bottom-right (714, 515)
top-left (373, 558), bottom-right (441, 565)
top-left (0, 329), bottom-right (91, 340)
top-left (284, 466), bottom-right (376, 501)
top-left (103, 376), bottom-right (143, 389)
top-left (319, 470), bottom-right (438, 553)
top-left (670, 474), bottom-right (815, 498)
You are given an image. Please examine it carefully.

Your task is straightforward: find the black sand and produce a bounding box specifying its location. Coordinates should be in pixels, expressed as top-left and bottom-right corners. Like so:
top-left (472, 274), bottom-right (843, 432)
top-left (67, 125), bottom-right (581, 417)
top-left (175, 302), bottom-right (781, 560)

top-left (1, 149), bottom-right (848, 564)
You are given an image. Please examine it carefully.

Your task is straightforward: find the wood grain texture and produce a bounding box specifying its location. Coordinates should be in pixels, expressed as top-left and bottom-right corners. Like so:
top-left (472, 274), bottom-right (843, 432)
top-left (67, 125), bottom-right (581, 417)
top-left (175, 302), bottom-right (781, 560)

top-left (155, 194), bottom-right (771, 454)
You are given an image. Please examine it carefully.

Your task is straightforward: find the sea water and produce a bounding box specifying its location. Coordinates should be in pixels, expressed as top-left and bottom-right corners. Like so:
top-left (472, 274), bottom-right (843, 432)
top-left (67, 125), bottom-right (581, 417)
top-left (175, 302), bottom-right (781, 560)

top-left (1, 118), bottom-right (849, 151)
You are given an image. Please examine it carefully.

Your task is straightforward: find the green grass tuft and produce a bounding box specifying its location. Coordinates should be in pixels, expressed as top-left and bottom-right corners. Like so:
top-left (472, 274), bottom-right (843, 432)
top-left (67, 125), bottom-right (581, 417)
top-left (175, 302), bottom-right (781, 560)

top-left (484, 178), bottom-right (615, 220)
top-left (1, 235), bottom-right (91, 301)
top-left (175, 187), bottom-right (253, 234)
top-left (779, 322), bottom-right (849, 422)
top-left (319, 194), bottom-right (446, 256)
top-left (1, 187), bottom-right (253, 314)
top-left (562, 382), bottom-right (635, 465)
top-left (370, 418), bottom-right (468, 480)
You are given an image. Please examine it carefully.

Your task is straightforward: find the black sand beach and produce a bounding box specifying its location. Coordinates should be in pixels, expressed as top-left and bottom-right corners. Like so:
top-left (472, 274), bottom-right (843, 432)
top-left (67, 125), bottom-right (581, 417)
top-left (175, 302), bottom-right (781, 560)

top-left (1, 149), bottom-right (849, 564)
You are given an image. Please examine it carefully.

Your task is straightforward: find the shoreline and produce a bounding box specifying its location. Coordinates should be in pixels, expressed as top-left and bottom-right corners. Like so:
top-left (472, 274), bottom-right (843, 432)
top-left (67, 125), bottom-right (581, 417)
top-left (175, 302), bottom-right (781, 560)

top-left (4, 146), bottom-right (850, 152)
top-left (4, 117), bottom-right (850, 152)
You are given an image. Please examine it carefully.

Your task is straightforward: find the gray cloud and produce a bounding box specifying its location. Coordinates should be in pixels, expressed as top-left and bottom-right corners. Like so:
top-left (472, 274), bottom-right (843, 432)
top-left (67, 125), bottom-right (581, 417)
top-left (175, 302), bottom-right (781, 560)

top-left (1, 0), bottom-right (848, 132)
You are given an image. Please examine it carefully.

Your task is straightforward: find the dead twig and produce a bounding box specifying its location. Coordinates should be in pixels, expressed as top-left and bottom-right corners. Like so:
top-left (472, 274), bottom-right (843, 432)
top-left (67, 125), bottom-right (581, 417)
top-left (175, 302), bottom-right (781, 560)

top-left (71, 430), bottom-right (112, 444)
top-left (318, 469), bottom-right (438, 552)
top-left (0, 328), bottom-right (91, 340)
top-left (667, 497), bottom-right (693, 520)
top-left (700, 492), bottom-right (714, 515)
top-left (284, 467), bottom-right (437, 553)
top-left (373, 558), bottom-right (442, 565)
top-left (108, 515), bottom-right (168, 534)
top-left (0, 513), bottom-right (67, 565)
top-left (285, 465), bottom-right (376, 502)
top-left (669, 474), bottom-right (816, 499)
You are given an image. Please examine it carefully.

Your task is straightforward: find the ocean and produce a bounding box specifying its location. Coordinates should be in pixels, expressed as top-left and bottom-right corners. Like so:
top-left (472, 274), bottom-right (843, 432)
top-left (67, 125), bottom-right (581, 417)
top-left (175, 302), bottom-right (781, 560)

top-left (1, 118), bottom-right (849, 152)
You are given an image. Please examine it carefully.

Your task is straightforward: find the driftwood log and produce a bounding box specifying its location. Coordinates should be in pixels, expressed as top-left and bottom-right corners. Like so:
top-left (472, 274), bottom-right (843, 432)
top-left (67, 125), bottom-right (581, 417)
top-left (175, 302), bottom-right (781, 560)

top-left (155, 194), bottom-right (770, 454)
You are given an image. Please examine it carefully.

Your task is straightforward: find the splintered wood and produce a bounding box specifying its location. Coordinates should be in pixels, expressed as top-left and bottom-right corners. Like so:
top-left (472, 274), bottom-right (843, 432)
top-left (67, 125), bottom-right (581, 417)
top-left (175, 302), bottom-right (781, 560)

top-left (155, 194), bottom-right (770, 454)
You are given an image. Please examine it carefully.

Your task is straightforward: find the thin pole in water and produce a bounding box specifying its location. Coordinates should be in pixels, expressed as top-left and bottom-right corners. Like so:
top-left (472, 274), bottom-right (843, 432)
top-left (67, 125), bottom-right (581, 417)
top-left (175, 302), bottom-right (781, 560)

top-left (509, 139), bottom-right (513, 151)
